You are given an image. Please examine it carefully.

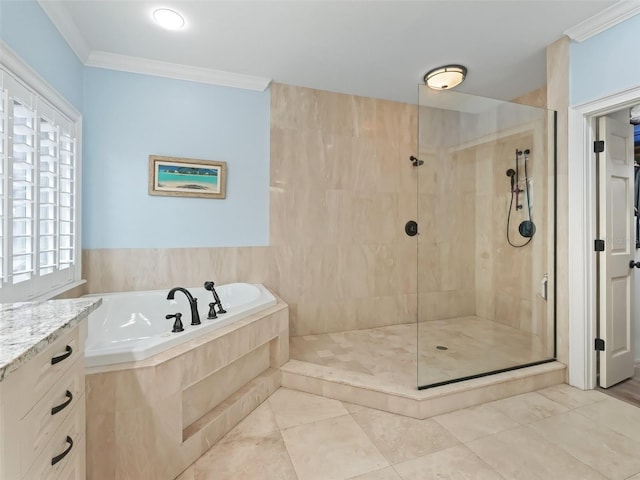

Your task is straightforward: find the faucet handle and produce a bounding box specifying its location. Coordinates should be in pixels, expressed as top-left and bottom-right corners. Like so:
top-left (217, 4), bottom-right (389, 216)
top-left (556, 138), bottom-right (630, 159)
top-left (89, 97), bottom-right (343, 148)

top-left (166, 313), bottom-right (184, 333)
top-left (208, 302), bottom-right (218, 319)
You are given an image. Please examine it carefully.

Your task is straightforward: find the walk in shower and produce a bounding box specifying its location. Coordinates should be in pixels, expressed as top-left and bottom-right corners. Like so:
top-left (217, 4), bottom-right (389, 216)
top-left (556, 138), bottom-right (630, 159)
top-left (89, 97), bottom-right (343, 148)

top-left (288, 85), bottom-right (556, 391)
top-left (416, 86), bottom-right (556, 388)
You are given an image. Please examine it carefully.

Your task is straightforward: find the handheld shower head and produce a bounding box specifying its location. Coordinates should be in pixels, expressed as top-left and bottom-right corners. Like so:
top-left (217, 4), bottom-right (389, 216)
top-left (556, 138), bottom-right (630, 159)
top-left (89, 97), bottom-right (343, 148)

top-left (506, 168), bottom-right (516, 190)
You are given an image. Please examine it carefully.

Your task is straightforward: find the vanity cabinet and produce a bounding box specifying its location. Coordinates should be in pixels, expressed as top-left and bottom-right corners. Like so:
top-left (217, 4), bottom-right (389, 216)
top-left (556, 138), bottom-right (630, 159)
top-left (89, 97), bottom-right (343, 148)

top-left (0, 321), bottom-right (87, 480)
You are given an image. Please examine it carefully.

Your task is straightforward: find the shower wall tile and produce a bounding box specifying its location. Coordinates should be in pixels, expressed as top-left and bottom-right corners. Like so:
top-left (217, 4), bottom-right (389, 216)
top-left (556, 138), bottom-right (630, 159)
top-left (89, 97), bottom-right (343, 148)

top-left (476, 288), bottom-right (494, 321)
top-left (418, 290), bottom-right (475, 322)
top-left (294, 294), bottom-right (417, 336)
top-left (416, 129), bottom-right (476, 322)
top-left (268, 84), bottom-right (418, 334)
top-left (270, 128), bottom-right (326, 189)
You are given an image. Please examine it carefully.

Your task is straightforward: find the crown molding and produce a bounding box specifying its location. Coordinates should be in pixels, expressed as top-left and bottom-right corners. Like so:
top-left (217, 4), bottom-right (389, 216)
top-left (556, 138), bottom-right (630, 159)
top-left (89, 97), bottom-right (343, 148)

top-left (564, 0), bottom-right (640, 42)
top-left (37, 1), bottom-right (270, 91)
top-left (85, 51), bottom-right (271, 91)
top-left (37, 0), bottom-right (91, 62)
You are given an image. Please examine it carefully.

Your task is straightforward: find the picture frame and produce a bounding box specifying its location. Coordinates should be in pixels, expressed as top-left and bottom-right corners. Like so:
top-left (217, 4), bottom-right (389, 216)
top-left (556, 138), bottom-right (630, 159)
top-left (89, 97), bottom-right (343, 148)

top-left (148, 155), bottom-right (227, 199)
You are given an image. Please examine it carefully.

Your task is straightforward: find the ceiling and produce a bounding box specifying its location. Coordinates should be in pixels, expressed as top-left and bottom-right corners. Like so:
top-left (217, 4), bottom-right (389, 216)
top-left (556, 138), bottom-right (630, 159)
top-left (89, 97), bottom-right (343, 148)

top-left (41, 0), bottom-right (620, 104)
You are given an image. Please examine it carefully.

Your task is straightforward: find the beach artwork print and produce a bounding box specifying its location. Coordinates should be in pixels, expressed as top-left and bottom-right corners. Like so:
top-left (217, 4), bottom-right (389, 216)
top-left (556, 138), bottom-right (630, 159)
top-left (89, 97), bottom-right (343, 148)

top-left (149, 155), bottom-right (227, 199)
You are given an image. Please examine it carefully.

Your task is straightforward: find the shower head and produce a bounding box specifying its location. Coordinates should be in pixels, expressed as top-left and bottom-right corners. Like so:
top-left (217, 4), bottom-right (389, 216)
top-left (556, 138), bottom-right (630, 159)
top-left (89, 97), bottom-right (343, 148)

top-left (409, 155), bottom-right (424, 167)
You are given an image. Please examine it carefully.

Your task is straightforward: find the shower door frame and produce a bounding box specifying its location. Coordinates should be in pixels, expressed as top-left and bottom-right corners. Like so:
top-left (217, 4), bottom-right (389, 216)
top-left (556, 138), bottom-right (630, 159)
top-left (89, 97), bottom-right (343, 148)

top-left (568, 84), bottom-right (640, 390)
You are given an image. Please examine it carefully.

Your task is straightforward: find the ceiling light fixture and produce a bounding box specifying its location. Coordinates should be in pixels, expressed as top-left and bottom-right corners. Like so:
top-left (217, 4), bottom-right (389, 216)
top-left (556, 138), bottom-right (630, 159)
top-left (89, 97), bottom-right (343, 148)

top-left (152, 8), bottom-right (185, 30)
top-left (424, 65), bottom-right (467, 90)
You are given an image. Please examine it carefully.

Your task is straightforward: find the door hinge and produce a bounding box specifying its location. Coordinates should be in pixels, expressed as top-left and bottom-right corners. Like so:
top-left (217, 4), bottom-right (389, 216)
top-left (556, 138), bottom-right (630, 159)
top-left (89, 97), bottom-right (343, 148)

top-left (594, 140), bottom-right (605, 153)
top-left (594, 239), bottom-right (605, 251)
top-left (595, 338), bottom-right (605, 351)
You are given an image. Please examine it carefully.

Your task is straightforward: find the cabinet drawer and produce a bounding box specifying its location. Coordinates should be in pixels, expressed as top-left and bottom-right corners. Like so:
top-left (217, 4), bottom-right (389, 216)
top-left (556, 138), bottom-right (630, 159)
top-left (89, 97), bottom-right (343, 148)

top-left (7, 323), bottom-right (85, 419)
top-left (22, 399), bottom-right (85, 480)
top-left (20, 359), bottom-right (85, 474)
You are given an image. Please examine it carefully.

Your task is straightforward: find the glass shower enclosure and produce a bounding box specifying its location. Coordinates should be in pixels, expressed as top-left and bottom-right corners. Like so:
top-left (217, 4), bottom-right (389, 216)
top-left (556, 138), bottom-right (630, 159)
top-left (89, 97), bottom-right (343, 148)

top-left (416, 86), bottom-right (556, 389)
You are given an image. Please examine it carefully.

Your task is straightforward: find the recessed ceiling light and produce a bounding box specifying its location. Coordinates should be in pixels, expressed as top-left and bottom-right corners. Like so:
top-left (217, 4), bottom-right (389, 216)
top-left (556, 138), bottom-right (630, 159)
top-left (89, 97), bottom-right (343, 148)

top-left (152, 8), bottom-right (185, 30)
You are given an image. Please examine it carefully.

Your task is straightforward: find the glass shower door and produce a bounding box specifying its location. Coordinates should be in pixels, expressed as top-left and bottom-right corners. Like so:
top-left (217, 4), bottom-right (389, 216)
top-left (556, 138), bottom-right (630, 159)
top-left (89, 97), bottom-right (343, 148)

top-left (416, 85), bottom-right (556, 389)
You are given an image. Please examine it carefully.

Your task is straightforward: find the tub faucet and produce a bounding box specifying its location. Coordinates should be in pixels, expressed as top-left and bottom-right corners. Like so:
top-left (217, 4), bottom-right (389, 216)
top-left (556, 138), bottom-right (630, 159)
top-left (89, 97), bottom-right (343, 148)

top-left (167, 287), bottom-right (201, 325)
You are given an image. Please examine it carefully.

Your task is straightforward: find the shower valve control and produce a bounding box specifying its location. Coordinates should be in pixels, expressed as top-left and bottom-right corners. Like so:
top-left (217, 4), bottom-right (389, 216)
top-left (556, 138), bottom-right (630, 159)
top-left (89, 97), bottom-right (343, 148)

top-left (405, 220), bottom-right (418, 237)
top-left (630, 260), bottom-right (640, 269)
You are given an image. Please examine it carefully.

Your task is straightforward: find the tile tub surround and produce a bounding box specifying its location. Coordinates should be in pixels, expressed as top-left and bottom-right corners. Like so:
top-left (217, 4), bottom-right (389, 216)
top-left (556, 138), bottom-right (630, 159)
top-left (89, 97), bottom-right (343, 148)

top-left (85, 299), bottom-right (289, 480)
top-left (176, 385), bottom-right (629, 480)
top-left (0, 297), bottom-right (101, 381)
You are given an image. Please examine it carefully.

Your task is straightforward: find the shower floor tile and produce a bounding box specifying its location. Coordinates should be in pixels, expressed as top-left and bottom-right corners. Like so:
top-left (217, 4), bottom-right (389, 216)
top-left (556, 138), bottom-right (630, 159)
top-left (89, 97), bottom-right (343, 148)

top-left (289, 316), bottom-right (551, 389)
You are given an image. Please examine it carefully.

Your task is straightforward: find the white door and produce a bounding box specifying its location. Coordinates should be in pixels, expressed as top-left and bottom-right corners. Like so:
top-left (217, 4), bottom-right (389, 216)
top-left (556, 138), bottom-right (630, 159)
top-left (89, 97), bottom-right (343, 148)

top-left (598, 115), bottom-right (635, 388)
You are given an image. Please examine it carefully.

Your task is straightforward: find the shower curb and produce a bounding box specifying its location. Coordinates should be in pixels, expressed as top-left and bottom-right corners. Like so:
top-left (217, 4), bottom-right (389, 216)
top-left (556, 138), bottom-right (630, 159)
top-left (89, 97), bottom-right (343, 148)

top-left (280, 359), bottom-right (566, 419)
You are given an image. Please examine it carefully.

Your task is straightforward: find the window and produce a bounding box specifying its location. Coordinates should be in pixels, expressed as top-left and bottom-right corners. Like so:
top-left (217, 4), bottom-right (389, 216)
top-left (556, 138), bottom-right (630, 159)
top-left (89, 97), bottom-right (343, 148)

top-left (0, 48), bottom-right (82, 302)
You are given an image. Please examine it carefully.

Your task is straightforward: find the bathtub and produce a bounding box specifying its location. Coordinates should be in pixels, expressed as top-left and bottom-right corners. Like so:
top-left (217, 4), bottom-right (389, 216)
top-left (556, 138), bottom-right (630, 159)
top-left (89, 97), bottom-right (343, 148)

top-left (84, 283), bottom-right (277, 367)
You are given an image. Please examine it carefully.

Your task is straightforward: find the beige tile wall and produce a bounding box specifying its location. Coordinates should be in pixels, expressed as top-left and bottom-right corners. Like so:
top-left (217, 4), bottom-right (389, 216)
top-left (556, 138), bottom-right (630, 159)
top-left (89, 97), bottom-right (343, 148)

top-left (269, 84), bottom-right (418, 335)
top-left (416, 145), bottom-right (476, 320)
top-left (471, 130), bottom-right (551, 351)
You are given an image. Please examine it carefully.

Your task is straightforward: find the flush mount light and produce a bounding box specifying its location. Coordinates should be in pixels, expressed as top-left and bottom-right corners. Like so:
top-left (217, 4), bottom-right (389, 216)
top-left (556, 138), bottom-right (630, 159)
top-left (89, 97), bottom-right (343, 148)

top-left (423, 65), bottom-right (467, 90)
top-left (152, 8), bottom-right (185, 30)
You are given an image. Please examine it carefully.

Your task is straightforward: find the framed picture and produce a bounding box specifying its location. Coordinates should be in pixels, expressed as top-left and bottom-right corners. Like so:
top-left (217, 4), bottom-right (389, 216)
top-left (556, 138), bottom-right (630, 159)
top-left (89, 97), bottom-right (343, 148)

top-left (148, 155), bottom-right (226, 199)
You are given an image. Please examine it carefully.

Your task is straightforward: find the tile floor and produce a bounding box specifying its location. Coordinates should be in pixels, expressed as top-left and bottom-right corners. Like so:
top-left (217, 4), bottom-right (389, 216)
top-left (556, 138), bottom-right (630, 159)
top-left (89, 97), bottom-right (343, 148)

top-left (290, 317), bottom-right (552, 388)
top-left (176, 384), bottom-right (640, 480)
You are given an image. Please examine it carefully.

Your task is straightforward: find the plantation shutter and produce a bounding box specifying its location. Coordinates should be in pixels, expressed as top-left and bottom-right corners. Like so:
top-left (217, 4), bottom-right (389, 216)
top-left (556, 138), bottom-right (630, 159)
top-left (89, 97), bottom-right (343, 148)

top-left (0, 59), bottom-right (81, 301)
top-left (8, 77), bottom-right (36, 286)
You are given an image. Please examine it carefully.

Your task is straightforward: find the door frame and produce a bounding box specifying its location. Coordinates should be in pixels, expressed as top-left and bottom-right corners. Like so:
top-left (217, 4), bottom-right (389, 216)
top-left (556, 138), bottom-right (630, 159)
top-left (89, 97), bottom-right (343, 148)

top-left (568, 84), bottom-right (640, 390)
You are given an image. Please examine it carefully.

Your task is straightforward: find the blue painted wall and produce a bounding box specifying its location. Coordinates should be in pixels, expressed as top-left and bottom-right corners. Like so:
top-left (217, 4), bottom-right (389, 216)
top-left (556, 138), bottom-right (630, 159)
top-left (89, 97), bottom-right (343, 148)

top-left (570, 14), bottom-right (640, 105)
top-left (82, 67), bottom-right (270, 248)
top-left (0, 0), bottom-right (84, 110)
top-left (2, 1), bottom-right (272, 249)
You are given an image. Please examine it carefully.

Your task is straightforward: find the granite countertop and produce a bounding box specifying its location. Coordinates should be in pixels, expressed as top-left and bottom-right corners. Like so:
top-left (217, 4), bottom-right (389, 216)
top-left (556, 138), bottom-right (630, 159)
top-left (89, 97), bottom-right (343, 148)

top-left (0, 297), bottom-right (102, 382)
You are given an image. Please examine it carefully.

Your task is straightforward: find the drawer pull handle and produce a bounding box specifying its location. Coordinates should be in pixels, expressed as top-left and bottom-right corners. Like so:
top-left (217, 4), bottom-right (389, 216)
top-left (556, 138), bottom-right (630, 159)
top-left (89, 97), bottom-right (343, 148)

top-left (51, 436), bottom-right (73, 466)
top-left (51, 390), bottom-right (73, 416)
top-left (51, 345), bottom-right (73, 365)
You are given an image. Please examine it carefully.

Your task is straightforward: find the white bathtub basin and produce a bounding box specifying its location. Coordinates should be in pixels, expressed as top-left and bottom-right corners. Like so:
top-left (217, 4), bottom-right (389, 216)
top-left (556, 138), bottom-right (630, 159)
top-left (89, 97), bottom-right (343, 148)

top-left (84, 283), bottom-right (276, 367)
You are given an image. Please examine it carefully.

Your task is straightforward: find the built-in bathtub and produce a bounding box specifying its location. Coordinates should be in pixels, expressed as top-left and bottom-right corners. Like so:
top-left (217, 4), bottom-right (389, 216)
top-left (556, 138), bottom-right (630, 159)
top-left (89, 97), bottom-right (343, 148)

top-left (85, 282), bottom-right (277, 367)
top-left (83, 283), bottom-right (289, 480)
